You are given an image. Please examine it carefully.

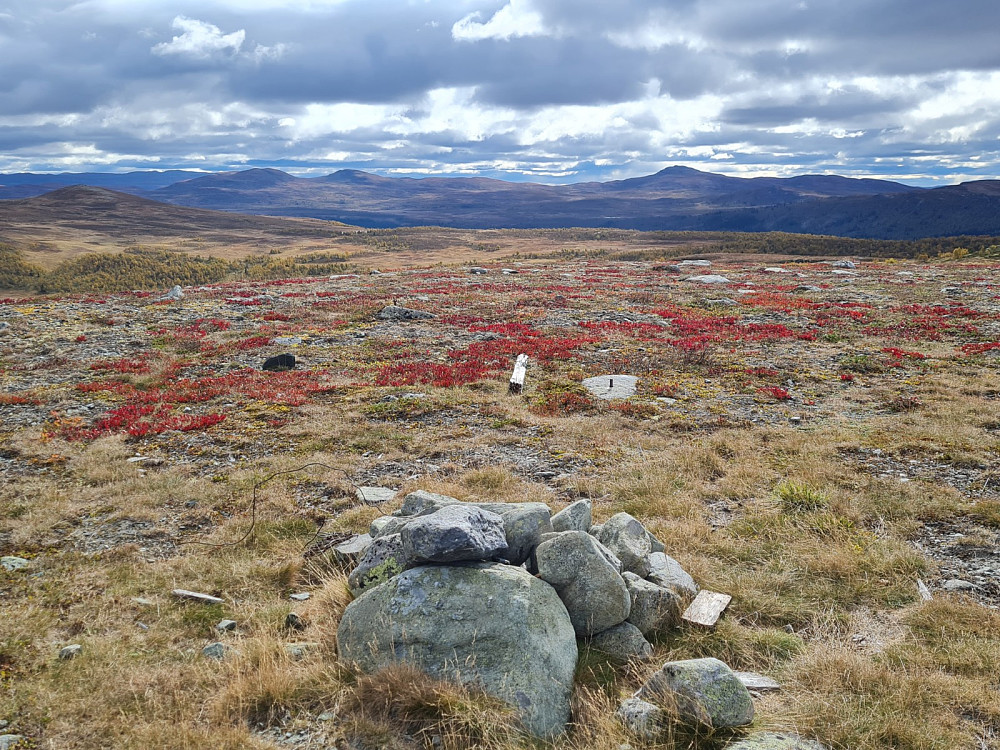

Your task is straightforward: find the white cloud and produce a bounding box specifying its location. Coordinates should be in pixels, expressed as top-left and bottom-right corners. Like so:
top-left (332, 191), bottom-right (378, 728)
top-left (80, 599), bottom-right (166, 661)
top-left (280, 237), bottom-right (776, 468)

top-left (152, 16), bottom-right (245, 59)
top-left (452, 0), bottom-right (546, 42)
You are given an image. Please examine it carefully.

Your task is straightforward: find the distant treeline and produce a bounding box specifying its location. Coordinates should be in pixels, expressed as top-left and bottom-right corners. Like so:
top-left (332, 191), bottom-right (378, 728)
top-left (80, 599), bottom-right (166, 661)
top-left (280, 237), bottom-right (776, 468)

top-left (0, 245), bottom-right (352, 293)
top-left (702, 232), bottom-right (1000, 259)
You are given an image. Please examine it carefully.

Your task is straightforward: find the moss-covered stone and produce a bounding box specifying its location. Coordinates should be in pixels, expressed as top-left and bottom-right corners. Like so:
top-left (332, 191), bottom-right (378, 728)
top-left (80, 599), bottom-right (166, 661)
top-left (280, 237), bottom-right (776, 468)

top-left (637, 657), bottom-right (754, 729)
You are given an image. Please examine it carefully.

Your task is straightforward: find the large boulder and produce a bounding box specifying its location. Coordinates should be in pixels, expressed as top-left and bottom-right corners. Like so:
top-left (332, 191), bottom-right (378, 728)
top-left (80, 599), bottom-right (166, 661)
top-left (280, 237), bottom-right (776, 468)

top-left (347, 534), bottom-right (407, 596)
top-left (598, 513), bottom-right (653, 576)
top-left (636, 657), bottom-right (754, 729)
top-left (551, 498), bottom-right (592, 533)
top-left (645, 552), bottom-right (699, 601)
top-left (535, 531), bottom-right (630, 636)
top-left (399, 505), bottom-right (506, 564)
top-left (337, 563), bottom-right (577, 739)
top-left (623, 571), bottom-right (683, 636)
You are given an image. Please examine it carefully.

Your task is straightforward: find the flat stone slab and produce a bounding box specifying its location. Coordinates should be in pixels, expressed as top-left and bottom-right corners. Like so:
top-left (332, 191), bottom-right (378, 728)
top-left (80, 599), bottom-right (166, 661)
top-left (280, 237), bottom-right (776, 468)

top-left (1, 556), bottom-right (29, 572)
top-left (582, 374), bottom-right (638, 400)
top-left (735, 671), bottom-right (781, 692)
top-left (171, 589), bottom-right (224, 604)
top-left (686, 274), bottom-right (731, 284)
top-left (356, 486), bottom-right (396, 505)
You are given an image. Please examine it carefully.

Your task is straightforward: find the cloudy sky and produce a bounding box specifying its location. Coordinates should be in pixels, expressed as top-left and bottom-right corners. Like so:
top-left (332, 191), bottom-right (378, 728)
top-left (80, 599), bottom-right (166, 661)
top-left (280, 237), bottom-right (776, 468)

top-left (1, 0), bottom-right (998, 185)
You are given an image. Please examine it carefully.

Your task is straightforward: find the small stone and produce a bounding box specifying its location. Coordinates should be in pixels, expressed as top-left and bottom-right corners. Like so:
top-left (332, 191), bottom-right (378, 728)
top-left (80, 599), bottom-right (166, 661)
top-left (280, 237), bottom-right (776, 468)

top-left (202, 642), bottom-right (227, 660)
top-left (942, 579), bottom-right (977, 591)
top-left (285, 642), bottom-right (320, 660)
top-left (1, 557), bottom-right (29, 573)
top-left (131, 597), bottom-right (155, 606)
top-left (317, 711), bottom-right (336, 721)
top-left (686, 274), bottom-right (731, 284)
top-left (289, 592), bottom-right (311, 601)
top-left (375, 305), bottom-right (435, 321)
top-left (0, 735), bottom-right (25, 750)
top-left (215, 619), bottom-right (237, 632)
top-left (356, 487), bottom-right (396, 505)
top-left (172, 589), bottom-right (224, 604)
top-left (285, 612), bottom-right (306, 631)
top-left (735, 671), bottom-right (781, 692)
top-left (59, 644), bottom-right (83, 660)
top-left (615, 697), bottom-right (665, 741)
top-left (589, 622), bottom-right (653, 663)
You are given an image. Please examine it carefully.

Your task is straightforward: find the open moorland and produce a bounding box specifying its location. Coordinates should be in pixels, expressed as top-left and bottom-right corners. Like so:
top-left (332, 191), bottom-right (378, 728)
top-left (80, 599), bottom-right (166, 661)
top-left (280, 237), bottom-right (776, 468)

top-left (1, 251), bottom-right (1000, 749)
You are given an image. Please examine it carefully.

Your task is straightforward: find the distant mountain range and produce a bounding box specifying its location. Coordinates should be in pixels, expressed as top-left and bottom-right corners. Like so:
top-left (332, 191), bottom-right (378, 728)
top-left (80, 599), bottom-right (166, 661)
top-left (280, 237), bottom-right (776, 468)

top-left (2, 166), bottom-right (999, 239)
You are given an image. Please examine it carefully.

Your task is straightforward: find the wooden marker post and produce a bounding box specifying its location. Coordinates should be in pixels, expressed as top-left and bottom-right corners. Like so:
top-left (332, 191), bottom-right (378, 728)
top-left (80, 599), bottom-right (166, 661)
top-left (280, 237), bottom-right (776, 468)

top-left (508, 354), bottom-right (529, 395)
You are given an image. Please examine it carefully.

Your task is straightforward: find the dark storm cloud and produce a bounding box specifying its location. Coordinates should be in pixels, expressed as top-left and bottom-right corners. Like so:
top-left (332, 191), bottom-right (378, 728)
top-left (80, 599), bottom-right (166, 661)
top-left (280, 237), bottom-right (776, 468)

top-left (0, 0), bottom-right (997, 183)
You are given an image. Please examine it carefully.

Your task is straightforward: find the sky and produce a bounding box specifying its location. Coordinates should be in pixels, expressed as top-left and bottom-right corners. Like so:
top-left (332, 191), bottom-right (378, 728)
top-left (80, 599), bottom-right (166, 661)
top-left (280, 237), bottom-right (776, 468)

top-left (1, 0), bottom-right (999, 185)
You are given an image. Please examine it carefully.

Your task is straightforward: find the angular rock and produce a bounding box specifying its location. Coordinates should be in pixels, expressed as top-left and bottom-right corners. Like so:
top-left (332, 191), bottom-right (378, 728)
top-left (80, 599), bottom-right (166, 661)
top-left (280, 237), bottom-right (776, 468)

top-left (615, 697), bottom-right (666, 741)
top-left (375, 305), bottom-right (435, 321)
top-left (636, 657), bottom-right (754, 729)
top-left (348, 533), bottom-right (407, 596)
top-left (535, 531), bottom-right (630, 636)
top-left (215, 619), bottom-right (237, 632)
top-left (337, 563), bottom-right (577, 739)
top-left (202, 642), bottom-right (227, 660)
top-left (623, 572), bottom-right (682, 636)
top-left (589, 622), bottom-right (652, 663)
top-left (478, 502), bottom-right (553, 565)
top-left (59, 644), bottom-right (82, 660)
top-left (1, 556), bottom-right (29, 573)
top-left (326, 533), bottom-right (373, 569)
top-left (285, 612), bottom-right (306, 631)
top-left (370, 515), bottom-right (411, 539)
top-left (262, 353), bottom-right (296, 371)
top-left (726, 732), bottom-right (830, 749)
top-left (645, 553), bottom-right (698, 601)
top-left (598, 513), bottom-right (653, 576)
top-left (400, 505), bottom-right (507, 565)
top-left (397, 490), bottom-right (460, 517)
top-left (551, 498), bottom-right (592, 533)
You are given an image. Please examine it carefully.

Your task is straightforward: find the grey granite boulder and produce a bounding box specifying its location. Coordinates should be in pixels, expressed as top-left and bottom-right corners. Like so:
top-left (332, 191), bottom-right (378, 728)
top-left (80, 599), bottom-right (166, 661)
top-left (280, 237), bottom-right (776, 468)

top-left (646, 552), bottom-right (699, 601)
top-left (397, 490), bottom-right (460, 517)
top-left (598, 513), bottom-right (653, 576)
top-left (589, 621), bottom-right (652, 663)
top-left (615, 697), bottom-right (666, 741)
top-left (726, 733), bottom-right (830, 749)
top-left (478, 502), bottom-right (553, 565)
top-left (623, 572), bottom-right (683, 635)
top-left (324, 534), bottom-right (372, 569)
top-left (636, 657), bottom-right (754, 729)
top-left (551, 498), bottom-right (592, 533)
top-left (400, 505), bottom-right (506, 564)
top-left (348, 533), bottom-right (407, 596)
top-left (535, 531), bottom-right (630, 636)
top-left (337, 563), bottom-right (577, 739)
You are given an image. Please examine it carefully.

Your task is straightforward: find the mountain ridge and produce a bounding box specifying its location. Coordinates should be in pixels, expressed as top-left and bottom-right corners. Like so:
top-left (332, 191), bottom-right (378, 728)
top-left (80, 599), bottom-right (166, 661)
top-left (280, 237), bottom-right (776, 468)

top-left (3, 166), bottom-right (998, 239)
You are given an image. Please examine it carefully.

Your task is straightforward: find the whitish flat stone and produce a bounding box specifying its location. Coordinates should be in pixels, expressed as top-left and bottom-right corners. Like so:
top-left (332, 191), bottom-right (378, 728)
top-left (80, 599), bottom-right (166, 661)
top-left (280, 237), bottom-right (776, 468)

top-left (356, 486), bottom-right (396, 505)
top-left (942, 579), bottom-right (977, 591)
top-left (290, 592), bottom-right (311, 601)
top-left (1, 556), bottom-right (29, 572)
top-left (59, 644), bottom-right (82, 660)
top-left (678, 260), bottom-right (712, 267)
top-left (171, 589), bottom-right (224, 604)
top-left (582, 374), bottom-right (638, 400)
top-left (735, 671), bottom-right (781, 691)
top-left (727, 732), bottom-right (830, 749)
top-left (763, 267), bottom-right (790, 273)
top-left (0, 736), bottom-right (26, 750)
top-left (686, 275), bottom-right (731, 284)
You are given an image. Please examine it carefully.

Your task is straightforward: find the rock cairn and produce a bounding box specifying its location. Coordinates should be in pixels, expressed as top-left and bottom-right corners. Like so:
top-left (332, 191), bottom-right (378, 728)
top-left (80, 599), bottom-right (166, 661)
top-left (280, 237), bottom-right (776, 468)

top-left (330, 491), bottom-right (822, 747)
